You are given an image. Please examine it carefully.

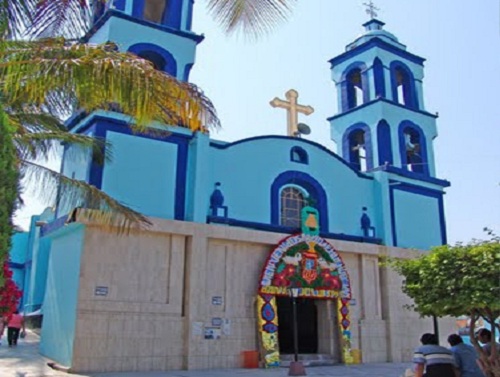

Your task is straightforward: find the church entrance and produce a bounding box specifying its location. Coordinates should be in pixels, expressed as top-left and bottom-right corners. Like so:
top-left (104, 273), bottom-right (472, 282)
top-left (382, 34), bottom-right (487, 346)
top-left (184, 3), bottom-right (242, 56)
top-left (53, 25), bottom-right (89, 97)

top-left (256, 227), bottom-right (353, 368)
top-left (276, 296), bottom-right (318, 354)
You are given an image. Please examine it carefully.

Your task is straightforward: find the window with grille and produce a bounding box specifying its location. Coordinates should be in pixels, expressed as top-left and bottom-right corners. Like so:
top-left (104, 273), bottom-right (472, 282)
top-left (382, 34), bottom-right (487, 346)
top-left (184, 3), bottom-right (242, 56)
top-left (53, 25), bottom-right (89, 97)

top-left (280, 187), bottom-right (306, 228)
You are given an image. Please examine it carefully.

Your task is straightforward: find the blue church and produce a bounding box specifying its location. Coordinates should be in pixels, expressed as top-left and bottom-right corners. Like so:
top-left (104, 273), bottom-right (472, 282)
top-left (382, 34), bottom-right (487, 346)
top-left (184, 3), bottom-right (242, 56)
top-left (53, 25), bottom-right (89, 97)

top-left (11, 0), bottom-right (452, 372)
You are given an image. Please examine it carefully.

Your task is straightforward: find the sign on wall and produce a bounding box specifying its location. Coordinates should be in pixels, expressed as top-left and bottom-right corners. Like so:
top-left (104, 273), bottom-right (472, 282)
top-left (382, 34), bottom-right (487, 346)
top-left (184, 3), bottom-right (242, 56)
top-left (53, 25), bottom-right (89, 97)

top-left (94, 286), bottom-right (109, 296)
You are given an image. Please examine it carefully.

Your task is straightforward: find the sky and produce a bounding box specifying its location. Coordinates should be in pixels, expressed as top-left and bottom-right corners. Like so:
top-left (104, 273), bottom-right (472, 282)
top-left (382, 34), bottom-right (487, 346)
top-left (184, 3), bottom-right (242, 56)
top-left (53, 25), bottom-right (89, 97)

top-left (14, 0), bottom-right (500, 245)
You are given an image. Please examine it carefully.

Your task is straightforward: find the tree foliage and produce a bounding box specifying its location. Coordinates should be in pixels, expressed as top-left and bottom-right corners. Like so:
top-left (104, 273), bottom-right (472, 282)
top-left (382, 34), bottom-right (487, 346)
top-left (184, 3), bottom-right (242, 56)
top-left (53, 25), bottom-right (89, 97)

top-left (0, 109), bottom-right (18, 285)
top-left (389, 238), bottom-right (500, 377)
top-left (0, 261), bottom-right (22, 316)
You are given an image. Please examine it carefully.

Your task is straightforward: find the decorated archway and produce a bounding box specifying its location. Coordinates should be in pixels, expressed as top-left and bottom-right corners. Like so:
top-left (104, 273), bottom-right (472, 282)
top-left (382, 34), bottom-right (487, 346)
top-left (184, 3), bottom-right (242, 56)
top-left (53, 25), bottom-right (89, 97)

top-left (256, 206), bottom-right (353, 368)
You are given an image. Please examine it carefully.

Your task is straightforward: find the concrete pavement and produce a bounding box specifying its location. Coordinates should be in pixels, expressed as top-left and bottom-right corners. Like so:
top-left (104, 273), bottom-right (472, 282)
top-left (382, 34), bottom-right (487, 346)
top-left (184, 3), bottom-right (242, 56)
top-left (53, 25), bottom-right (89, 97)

top-left (0, 331), bottom-right (412, 377)
top-left (0, 330), bottom-right (87, 377)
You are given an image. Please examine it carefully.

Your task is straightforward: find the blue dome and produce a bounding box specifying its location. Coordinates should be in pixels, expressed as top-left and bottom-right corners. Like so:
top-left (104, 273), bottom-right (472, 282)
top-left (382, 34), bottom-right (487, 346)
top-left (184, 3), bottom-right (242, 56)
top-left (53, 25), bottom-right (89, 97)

top-left (346, 19), bottom-right (406, 50)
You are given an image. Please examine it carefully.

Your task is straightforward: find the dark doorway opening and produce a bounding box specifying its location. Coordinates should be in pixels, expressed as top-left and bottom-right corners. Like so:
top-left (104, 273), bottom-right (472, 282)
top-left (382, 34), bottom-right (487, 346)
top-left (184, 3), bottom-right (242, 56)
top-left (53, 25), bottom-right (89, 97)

top-left (277, 296), bottom-right (318, 354)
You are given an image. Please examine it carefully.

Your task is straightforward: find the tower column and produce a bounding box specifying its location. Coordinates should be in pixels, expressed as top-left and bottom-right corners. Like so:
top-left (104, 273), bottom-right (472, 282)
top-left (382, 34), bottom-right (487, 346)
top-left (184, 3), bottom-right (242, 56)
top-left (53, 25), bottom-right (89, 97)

top-left (367, 67), bottom-right (376, 102)
top-left (415, 80), bottom-right (425, 111)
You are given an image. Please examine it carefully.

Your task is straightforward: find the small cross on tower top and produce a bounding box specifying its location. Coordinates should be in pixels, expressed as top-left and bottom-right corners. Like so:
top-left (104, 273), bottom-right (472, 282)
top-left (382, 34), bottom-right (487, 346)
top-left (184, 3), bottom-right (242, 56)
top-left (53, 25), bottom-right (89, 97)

top-left (270, 89), bottom-right (314, 137)
top-left (363, 0), bottom-right (379, 19)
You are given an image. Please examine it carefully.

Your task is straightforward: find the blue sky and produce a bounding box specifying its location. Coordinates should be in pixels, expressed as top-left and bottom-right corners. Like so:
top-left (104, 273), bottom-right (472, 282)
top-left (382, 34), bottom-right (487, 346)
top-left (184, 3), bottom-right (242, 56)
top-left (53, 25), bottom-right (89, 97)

top-left (14, 0), bottom-right (499, 244)
top-left (189, 0), bottom-right (500, 244)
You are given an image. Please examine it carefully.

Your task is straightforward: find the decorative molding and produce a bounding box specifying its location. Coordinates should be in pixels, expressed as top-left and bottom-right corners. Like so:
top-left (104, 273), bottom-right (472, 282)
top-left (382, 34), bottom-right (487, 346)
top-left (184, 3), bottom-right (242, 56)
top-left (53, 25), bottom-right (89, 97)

top-left (329, 36), bottom-right (425, 67)
top-left (207, 216), bottom-right (382, 245)
top-left (82, 9), bottom-right (204, 44)
top-left (210, 136), bottom-right (375, 180)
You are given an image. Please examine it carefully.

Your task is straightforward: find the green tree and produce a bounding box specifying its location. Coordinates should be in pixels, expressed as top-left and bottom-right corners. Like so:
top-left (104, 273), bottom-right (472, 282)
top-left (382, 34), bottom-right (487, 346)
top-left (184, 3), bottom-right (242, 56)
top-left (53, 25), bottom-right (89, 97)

top-left (389, 239), bottom-right (500, 377)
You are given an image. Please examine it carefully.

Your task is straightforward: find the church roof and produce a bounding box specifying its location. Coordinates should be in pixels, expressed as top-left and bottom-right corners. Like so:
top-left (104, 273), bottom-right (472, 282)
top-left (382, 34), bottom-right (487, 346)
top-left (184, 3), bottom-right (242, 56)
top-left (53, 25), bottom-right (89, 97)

top-left (346, 19), bottom-right (406, 51)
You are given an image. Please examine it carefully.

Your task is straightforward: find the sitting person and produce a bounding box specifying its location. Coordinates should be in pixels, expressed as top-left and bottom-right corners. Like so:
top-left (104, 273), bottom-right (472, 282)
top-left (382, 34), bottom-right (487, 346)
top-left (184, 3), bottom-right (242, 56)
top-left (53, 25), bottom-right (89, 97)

top-left (476, 328), bottom-right (500, 356)
top-left (475, 328), bottom-right (500, 376)
top-left (448, 334), bottom-right (485, 377)
top-left (413, 333), bottom-right (458, 377)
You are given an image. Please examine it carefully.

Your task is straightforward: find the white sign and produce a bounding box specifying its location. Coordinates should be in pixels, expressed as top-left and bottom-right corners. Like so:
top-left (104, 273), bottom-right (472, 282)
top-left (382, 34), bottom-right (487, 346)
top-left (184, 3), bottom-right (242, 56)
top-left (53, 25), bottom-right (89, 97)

top-left (222, 319), bottom-right (231, 336)
top-left (212, 296), bottom-right (223, 306)
top-left (192, 322), bottom-right (203, 336)
top-left (94, 286), bottom-right (108, 296)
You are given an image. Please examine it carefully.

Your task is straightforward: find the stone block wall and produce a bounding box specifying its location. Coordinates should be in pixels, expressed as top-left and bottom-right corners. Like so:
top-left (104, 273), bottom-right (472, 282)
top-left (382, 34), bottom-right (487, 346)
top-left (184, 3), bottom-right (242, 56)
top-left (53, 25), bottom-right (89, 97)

top-left (63, 218), bottom-right (450, 372)
top-left (71, 228), bottom-right (186, 372)
top-left (380, 248), bottom-right (457, 362)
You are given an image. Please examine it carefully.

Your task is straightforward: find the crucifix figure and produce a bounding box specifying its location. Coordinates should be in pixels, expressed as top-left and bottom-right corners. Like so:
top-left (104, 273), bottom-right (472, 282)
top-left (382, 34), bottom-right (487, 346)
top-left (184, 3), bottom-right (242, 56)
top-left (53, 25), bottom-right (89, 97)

top-left (270, 89), bottom-right (314, 137)
top-left (363, 0), bottom-right (379, 19)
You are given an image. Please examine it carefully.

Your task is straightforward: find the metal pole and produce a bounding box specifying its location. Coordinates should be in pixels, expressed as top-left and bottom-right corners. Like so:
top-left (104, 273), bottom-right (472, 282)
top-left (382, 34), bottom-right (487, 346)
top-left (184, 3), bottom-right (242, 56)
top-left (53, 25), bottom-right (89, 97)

top-left (292, 296), bottom-right (299, 362)
top-left (433, 315), bottom-right (439, 344)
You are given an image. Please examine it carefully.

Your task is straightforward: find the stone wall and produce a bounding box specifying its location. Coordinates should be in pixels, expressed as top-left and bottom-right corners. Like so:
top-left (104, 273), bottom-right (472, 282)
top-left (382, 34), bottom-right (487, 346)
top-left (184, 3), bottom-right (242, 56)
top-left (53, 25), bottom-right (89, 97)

top-left (379, 249), bottom-right (456, 362)
top-left (71, 229), bottom-right (186, 372)
top-left (66, 217), bottom-right (449, 372)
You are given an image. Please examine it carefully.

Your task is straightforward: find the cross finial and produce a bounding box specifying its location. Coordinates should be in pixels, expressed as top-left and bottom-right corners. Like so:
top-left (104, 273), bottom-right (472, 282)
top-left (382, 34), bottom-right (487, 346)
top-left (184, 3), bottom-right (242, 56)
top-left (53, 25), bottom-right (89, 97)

top-left (270, 89), bottom-right (314, 137)
top-left (363, 0), bottom-right (379, 19)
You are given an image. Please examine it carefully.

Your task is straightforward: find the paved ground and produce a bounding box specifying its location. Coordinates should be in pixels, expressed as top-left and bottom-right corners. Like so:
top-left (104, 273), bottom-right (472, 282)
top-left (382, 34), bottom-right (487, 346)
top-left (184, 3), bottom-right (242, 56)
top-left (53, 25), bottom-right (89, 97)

top-left (0, 331), bottom-right (412, 377)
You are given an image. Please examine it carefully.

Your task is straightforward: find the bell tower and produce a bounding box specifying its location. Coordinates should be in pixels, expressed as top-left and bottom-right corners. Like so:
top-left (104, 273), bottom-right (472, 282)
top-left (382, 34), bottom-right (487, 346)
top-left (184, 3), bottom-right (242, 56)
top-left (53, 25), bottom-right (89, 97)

top-left (327, 15), bottom-right (450, 248)
top-left (328, 18), bottom-right (440, 179)
top-left (88, 0), bottom-right (201, 81)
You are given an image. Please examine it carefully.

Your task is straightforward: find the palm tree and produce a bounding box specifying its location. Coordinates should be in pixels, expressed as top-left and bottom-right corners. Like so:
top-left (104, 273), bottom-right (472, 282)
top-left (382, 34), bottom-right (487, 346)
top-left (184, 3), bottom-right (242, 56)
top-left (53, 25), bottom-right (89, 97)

top-left (28, 0), bottom-right (297, 40)
top-left (206, 0), bottom-right (297, 39)
top-left (0, 0), bottom-right (296, 285)
top-left (0, 0), bottom-right (221, 285)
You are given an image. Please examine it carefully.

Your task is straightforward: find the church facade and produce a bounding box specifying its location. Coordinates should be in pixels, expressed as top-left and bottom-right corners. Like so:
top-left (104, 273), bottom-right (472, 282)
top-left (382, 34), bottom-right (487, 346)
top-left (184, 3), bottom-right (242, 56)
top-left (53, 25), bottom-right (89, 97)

top-left (13, 0), bottom-right (455, 373)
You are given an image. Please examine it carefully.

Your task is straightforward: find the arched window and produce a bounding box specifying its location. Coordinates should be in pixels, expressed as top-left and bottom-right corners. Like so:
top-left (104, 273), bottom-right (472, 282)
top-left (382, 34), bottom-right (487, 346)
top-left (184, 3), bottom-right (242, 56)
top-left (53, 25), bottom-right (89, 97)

top-left (137, 51), bottom-right (166, 71)
top-left (399, 122), bottom-right (428, 175)
top-left (290, 146), bottom-right (308, 164)
top-left (403, 128), bottom-right (423, 173)
top-left (92, 1), bottom-right (107, 23)
top-left (391, 62), bottom-right (418, 109)
top-left (343, 124), bottom-right (372, 171)
top-left (128, 43), bottom-right (178, 77)
top-left (346, 68), bottom-right (364, 109)
top-left (133, 0), bottom-right (183, 28)
top-left (341, 63), bottom-right (369, 112)
top-left (395, 68), bottom-right (407, 104)
top-left (271, 171), bottom-right (329, 232)
top-left (280, 186), bottom-right (307, 228)
top-left (349, 130), bottom-right (367, 171)
top-left (143, 0), bottom-right (167, 23)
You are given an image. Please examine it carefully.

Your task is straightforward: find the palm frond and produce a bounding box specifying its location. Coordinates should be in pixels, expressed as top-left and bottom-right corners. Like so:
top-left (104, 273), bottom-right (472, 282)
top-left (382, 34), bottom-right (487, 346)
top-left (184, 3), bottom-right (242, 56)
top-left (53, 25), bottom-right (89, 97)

top-left (207, 0), bottom-right (297, 39)
top-left (6, 111), bottom-right (67, 134)
top-left (14, 131), bottom-right (109, 164)
top-left (0, 0), bottom-right (33, 38)
top-left (27, 0), bottom-right (92, 39)
top-left (20, 159), bottom-right (151, 233)
top-left (0, 39), bottom-right (219, 131)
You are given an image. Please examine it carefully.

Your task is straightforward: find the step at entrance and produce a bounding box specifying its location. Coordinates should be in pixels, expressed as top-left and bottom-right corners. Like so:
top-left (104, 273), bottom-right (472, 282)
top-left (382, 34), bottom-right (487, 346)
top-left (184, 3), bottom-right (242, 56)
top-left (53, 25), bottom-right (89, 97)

top-left (280, 354), bottom-right (336, 367)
